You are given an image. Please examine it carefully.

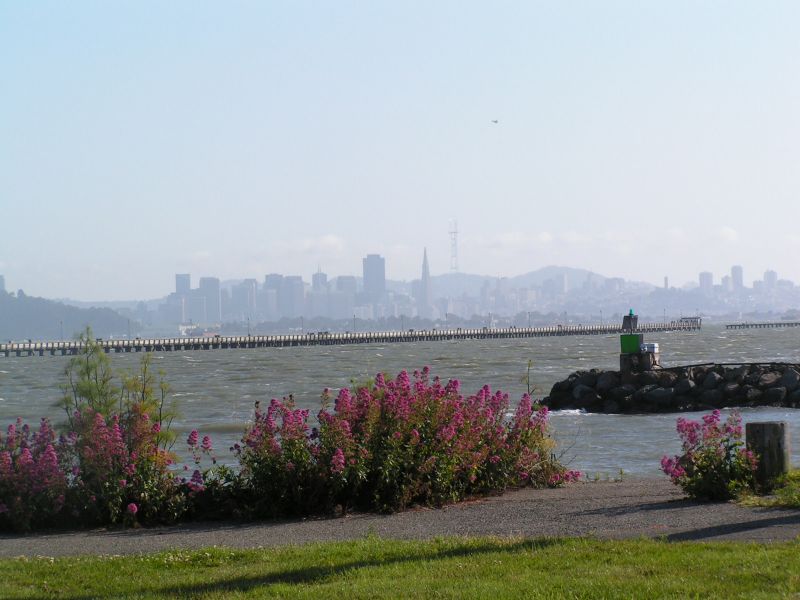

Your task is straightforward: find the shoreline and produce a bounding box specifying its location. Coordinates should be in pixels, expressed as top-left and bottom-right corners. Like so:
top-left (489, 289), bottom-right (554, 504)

top-left (3, 478), bottom-right (799, 557)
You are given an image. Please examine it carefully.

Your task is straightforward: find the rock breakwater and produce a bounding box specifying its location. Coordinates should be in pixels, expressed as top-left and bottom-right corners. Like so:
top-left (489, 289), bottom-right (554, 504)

top-left (543, 363), bottom-right (800, 413)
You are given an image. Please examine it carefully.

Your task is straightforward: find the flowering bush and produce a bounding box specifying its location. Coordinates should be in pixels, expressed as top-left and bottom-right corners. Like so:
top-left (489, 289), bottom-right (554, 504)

top-left (180, 430), bottom-right (240, 521)
top-left (0, 332), bottom-right (189, 531)
top-left (183, 430), bottom-right (217, 493)
top-left (58, 337), bottom-right (188, 527)
top-left (65, 407), bottom-right (185, 526)
top-left (236, 367), bottom-right (574, 516)
top-left (0, 418), bottom-right (67, 531)
top-left (1, 354), bottom-right (577, 530)
top-left (661, 410), bottom-right (757, 501)
top-left (233, 396), bottom-right (330, 517)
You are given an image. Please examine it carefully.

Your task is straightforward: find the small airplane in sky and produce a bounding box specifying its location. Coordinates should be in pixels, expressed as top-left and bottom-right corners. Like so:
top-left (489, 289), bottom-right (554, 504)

top-left (491, 119), bottom-right (499, 124)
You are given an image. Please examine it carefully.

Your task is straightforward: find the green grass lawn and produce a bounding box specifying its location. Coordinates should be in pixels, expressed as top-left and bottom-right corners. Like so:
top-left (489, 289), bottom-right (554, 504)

top-left (1, 536), bottom-right (798, 599)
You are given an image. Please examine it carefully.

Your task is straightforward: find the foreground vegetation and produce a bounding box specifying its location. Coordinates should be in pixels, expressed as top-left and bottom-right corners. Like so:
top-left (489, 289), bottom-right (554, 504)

top-left (741, 470), bottom-right (800, 509)
top-left (1, 334), bottom-right (575, 531)
top-left (661, 409), bottom-right (757, 501)
top-left (1, 537), bottom-right (798, 599)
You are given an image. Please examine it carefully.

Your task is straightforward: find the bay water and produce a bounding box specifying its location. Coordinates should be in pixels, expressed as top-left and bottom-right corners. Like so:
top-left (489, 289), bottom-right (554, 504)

top-left (1, 324), bottom-right (799, 476)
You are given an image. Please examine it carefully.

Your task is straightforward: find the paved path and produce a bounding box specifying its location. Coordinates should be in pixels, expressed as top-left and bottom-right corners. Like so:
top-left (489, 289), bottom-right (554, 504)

top-left (2, 479), bottom-right (799, 557)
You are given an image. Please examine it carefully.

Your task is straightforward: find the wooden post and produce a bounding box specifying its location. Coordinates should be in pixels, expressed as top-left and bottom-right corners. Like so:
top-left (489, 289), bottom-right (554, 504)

top-left (746, 421), bottom-right (791, 491)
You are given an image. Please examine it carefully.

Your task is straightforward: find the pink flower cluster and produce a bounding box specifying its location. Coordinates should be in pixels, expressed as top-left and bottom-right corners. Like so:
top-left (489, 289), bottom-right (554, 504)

top-left (549, 470), bottom-right (582, 486)
top-left (237, 367), bottom-right (574, 516)
top-left (660, 455), bottom-right (685, 479)
top-left (330, 448), bottom-right (346, 475)
top-left (184, 429), bottom-right (216, 493)
top-left (0, 404), bottom-right (185, 530)
top-left (241, 397), bottom-right (310, 454)
top-left (65, 405), bottom-right (180, 524)
top-left (0, 418), bottom-right (67, 530)
top-left (661, 410), bottom-right (757, 501)
top-left (78, 413), bottom-right (134, 486)
top-left (2, 365), bottom-right (576, 528)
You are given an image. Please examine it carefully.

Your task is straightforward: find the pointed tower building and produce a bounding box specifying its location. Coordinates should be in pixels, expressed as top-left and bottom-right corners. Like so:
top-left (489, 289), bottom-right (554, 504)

top-left (417, 248), bottom-right (434, 318)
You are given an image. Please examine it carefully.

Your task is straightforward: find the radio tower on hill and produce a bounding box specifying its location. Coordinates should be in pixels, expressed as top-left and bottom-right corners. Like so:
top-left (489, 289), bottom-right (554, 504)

top-left (449, 219), bottom-right (459, 272)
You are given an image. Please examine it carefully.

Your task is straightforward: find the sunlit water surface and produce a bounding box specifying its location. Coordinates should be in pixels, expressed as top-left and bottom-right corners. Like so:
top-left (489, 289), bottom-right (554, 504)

top-left (2, 325), bottom-right (799, 475)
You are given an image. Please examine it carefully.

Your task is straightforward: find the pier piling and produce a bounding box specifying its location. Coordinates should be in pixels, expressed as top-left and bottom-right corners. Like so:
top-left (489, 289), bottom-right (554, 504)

top-left (746, 421), bottom-right (791, 491)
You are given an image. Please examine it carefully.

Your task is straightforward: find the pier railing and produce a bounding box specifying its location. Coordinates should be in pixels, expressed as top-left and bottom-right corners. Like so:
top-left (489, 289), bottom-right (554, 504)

top-left (726, 321), bottom-right (800, 330)
top-left (1, 321), bottom-right (701, 357)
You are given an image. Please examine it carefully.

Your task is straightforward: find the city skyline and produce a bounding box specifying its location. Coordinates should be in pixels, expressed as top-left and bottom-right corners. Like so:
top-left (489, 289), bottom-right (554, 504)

top-left (143, 258), bottom-right (800, 335)
top-left (3, 3), bottom-right (800, 299)
top-left (3, 253), bottom-right (800, 341)
top-left (117, 257), bottom-right (800, 330)
top-left (4, 227), bottom-right (797, 301)
top-left (0, 256), bottom-right (794, 303)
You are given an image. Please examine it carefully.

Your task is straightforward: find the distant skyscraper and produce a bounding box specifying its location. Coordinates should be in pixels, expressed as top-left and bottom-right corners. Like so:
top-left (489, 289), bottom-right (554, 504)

top-left (161, 293), bottom-right (186, 324)
top-left (330, 276), bottom-right (357, 320)
top-left (309, 270), bottom-right (329, 318)
top-left (186, 291), bottom-right (207, 324)
top-left (279, 276), bottom-right (305, 318)
top-left (220, 288), bottom-right (231, 318)
top-left (230, 279), bottom-right (258, 320)
top-left (264, 274), bottom-right (283, 289)
top-left (259, 288), bottom-right (278, 320)
top-left (731, 265), bottom-right (744, 291)
top-left (328, 291), bottom-right (354, 319)
top-left (198, 277), bottom-right (221, 323)
top-left (699, 271), bottom-right (713, 293)
top-left (721, 275), bottom-right (732, 293)
top-left (336, 275), bottom-right (358, 295)
top-left (264, 274), bottom-right (284, 318)
top-left (175, 274), bottom-right (191, 295)
top-left (243, 278), bottom-right (258, 317)
top-left (664, 276), bottom-right (668, 290)
top-left (230, 284), bottom-right (247, 318)
top-left (416, 248), bottom-right (433, 318)
top-left (362, 254), bottom-right (386, 302)
top-left (764, 270), bottom-right (778, 290)
top-left (0, 274), bottom-right (5, 293)
top-left (312, 271), bottom-right (328, 292)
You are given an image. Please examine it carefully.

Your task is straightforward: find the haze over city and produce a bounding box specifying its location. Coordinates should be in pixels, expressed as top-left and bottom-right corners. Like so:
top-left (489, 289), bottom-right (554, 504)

top-left (3, 2), bottom-right (800, 301)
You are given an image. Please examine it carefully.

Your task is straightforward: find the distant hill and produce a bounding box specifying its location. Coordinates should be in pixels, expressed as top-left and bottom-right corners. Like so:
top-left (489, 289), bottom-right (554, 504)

top-left (430, 266), bottom-right (616, 297)
top-left (0, 291), bottom-right (136, 341)
top-left (428, 272), bottom-right (495, 297)
top-left (59, 298), bottom-right (156, 311)
top-left (509, 266), bottom-right (608, 289)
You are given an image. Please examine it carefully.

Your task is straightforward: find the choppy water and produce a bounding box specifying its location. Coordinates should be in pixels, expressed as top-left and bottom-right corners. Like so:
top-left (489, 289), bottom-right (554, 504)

top-left (1, 325), bottom-right (799, 475)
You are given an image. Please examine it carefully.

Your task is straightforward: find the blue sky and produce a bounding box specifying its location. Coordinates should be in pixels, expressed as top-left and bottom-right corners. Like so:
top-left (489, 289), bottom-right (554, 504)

top-left (2, 2), bottom-right (799, 299)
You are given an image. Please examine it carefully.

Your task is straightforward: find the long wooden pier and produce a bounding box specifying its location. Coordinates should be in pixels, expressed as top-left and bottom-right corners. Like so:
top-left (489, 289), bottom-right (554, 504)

top-left (1, 320), bottom-right (701, 357)
top-left (726, 321), bottom-right (800, 330)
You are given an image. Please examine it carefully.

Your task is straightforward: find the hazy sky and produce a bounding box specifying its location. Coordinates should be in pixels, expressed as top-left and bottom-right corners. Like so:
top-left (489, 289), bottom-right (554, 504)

top-left (2, 2), bottom-right (799, 300)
